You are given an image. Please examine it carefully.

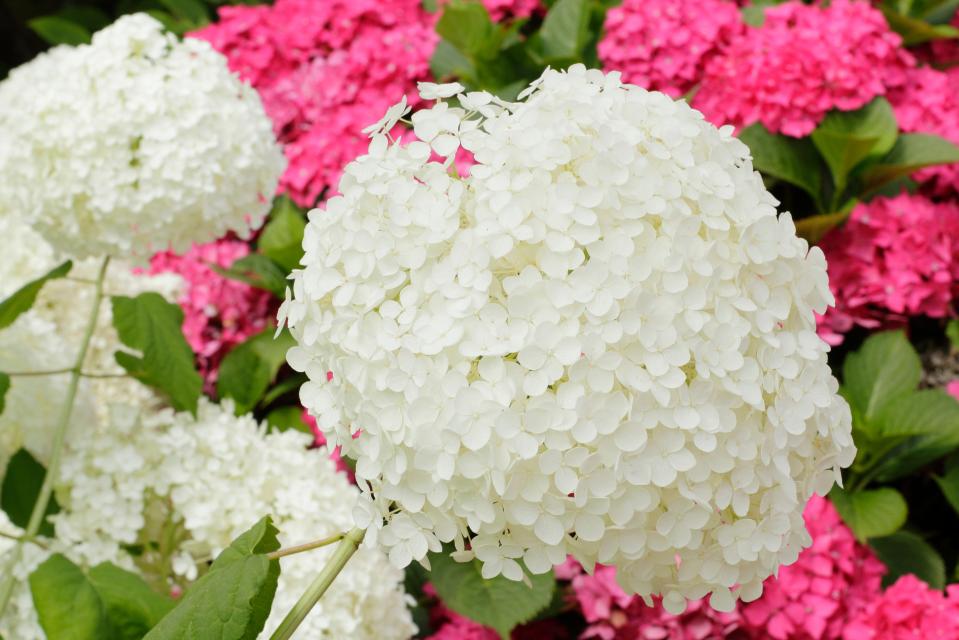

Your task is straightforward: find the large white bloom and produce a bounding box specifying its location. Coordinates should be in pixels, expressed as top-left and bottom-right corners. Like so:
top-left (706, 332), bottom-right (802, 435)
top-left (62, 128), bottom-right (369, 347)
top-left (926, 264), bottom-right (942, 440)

top-left (0, 13), bottom-right (285, 259)
top-left (282, 65), bottom-right (855, 611)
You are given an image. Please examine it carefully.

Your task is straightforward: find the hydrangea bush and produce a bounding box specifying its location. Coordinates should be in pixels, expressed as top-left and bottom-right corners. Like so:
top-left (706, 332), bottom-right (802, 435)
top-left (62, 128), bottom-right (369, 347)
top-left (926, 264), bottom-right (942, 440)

top-left (2, 0), bottom-right (959, 639)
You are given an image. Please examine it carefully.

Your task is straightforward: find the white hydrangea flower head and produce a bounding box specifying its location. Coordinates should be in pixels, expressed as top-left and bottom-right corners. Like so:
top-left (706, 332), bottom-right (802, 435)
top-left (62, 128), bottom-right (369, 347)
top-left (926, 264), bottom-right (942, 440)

top-left (52, 399), bottom-right (415, 639)
top-left (0, 13), bottom-right (285, 259)
top-left (0, 216), bottom-right (181, 473)
top-left (282, 65), bottom-right (855, 611)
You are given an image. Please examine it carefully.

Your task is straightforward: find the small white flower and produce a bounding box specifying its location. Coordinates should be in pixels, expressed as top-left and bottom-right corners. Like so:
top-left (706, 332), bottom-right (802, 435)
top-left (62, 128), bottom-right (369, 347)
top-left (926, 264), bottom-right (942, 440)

top-left (362, 96), bottom-right (411, 137)
top-left (417, 81), bottom-right (465, 100)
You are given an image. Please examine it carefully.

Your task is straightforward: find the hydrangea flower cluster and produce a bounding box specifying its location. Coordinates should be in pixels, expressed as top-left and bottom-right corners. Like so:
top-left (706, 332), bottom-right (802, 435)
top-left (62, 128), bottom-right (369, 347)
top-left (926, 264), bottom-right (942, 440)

top-left (0, 400), bottom-right (415, 640)
top-left (190, 0), bottom-right (437, 206)
top-left (477, 0), bottom-right (542, 21)
top-left (888, 67), bottom-right (959, 197)
top-left (737, 496), bottom-right (884, 639)
top-left (816, 194), bottom-right (959, 345)
top-left (692, 0), bottom-right (913, 137)
top-left (148, 239), bottom-right (274, 386)
top-left (598, 0), bottom-right (743, 98)
top-left (843, 575), bottom-right (959, 639)
top-left (283, 66), bottom-right (855, 611)
top-left (0, 14), bottom-right (284, 259)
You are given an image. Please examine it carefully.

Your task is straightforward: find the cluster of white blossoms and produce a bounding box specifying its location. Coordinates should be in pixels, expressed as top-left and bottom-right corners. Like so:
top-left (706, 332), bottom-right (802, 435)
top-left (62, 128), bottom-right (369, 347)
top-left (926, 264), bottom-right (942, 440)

top-left (0, 13), bottom-right (285, 259)
top-left (282, 65), bottom-right (856, 611)
top-left (0, 400), bottom-right (415, 639)
top-left (0, 216), bottom-right (180, 474)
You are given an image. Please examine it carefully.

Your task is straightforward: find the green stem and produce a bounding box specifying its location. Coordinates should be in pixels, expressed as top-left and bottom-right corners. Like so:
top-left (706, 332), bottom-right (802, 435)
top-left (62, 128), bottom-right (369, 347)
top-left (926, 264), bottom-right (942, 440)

top-left (269, 528), bottom-right (366, 640)
top-left (267, 533), bottom-right (345, 560)
top-left (0, 256), bottom-right (110, 617)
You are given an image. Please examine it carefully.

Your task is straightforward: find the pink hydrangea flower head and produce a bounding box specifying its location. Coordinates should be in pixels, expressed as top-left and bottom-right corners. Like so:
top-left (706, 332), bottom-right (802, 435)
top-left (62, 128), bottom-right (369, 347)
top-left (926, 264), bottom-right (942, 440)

top-left (947, 380), bottom-right (959, 401)
top-left (148, 239), bottom-right (273, 387)
top-left (888, 66), bottom-right (959, 197)
top-left (842, 575), bottom-right (959, 639)
top-left (817, 194), bottom-right (959, 345)
top-left (563, 562), bottom-right (742, 639)
top-left (693, 0), bottom-right (914, 137)
top-left (739, 495), bottom-right (885, 640)
top-left (190, 0), bottom-right (437, 206)
top-left (599, 0), bottom-right (744, 98)
top-left (480, 0), bottom-right (542, 21)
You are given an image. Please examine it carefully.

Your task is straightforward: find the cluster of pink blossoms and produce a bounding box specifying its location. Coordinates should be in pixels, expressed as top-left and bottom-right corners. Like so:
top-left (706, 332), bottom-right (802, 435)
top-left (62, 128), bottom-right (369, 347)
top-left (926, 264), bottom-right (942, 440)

top-left (599, 0), bottom-right (743, 98)
top-left (817, 194), bottom-right (959, 345)
top-left (190, 0), bottom-right (437, 206)
top-left (843, 575), bottom-right (959, 639)
top-left (478, 0), bottom-right (541, 21)
top-left (888, 66), bottom-right (959, 197)
top-left (692, 0), bottom-right (913, 137)
top-left (148, 239), bottom-right (273, 387)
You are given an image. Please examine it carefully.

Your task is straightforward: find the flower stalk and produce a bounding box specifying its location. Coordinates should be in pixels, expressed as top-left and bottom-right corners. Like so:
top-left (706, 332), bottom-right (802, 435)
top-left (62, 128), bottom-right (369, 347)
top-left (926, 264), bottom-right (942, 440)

top-left (269, 527), bottom-right (366, 640)
top-left (0, 256), bottom-right (111, 617)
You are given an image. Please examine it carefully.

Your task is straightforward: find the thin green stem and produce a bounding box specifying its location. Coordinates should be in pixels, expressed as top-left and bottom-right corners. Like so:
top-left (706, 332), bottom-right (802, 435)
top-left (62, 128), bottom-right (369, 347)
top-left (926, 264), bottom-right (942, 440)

top-left (267, 533), bottom-right (345, 560)
top-left (5, 368), bottom-right (74, 377)
top-left (0, 256), bottom-right (110, 617)
top-left (269, 528), bottom-right (366, 640)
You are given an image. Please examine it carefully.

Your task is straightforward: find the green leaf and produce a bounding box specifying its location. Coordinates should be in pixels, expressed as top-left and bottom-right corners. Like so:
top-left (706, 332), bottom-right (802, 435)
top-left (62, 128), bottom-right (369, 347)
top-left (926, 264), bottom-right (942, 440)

top-left (934, 464), bottom-right (959, 516)
top-left (27, 16), bottom-right (91, 46)
top-left (265, 406), bottom-right (310, 434)
top-left (794, 210), bottom-right (850, 244)
top-left (873, 428), bottom-right (959, 482)
top-left (842, 331), bottom-right (921, 427)
top-left (947, 319), bottom-right (959, 351)
top-left (212, 254), bottom-right (288, 298)
top-left (156, 0), bottom-right (209, 24)
top-left (88, 563), bottom-right (175, 639)
top-left (259, 373), bottom-right (307, 408)
top-left (830, 486), bottom-right (907, 540)
top-left (145, 517), bottom-right (281, 640)
top-left (429, 552), bottom-right (554, 639)
top-left (870, 531), bottom-right (946, 589)
top-left (30, 554), bottom-right (111, 640)
top-left (217, 328), bottom-right (295, 415)
top-left (537, 0), bottom-right (590, 61)
top-left (862, 133), bottom-right (959, 192)
top-left (258, 198), bottom-right (306, 273)
top-left (436, 2), bottom-right (496, 58)
top-left (1, 449), bottom-right (60, 537)
top-left (875, 389), bottom-right (959, 438)
top-left (54, 7), bottom-right (110, 31)
top-left (422, 0), bottom-right (439, 12)
top-left (0, 372), bottom-right (8, 416)
top-left (111, 293), bottom-right (202, 415)
top-left (431, 38), bottom-right (476, 81)
top-left (881, 6), bottom-right (959, 44)
top-left (811, 98), bottom-right (898, 199)
top-left (738, 124), bottom-right (824, 206)
top-left (0, 261), bottom-right (72, 330)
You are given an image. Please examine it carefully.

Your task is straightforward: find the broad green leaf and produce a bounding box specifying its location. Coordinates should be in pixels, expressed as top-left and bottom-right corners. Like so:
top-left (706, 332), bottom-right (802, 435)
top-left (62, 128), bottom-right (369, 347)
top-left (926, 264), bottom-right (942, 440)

top-left (794, 211), bottom-right (850, 244)
top-left (436, 2), bottom-right (496, 58)
top-left (145, 517), bottom-right (281, 640)
top-left (842, 331), bottom-right (921, 427)
top-left (30, 554), bottom-right (111, 640)
top-left (259, 373), bottom-right (307, 408)
top-left (921, 0), bottom-right (959, 23)
top-left (862, 133), bottom-right (959, 191)
top-left (429, 552), bottom-right (555, 639)
top-left (738, 124), bottom-right (824, 206)
top-left (870, 531), bottom-right (946, 588)
top-left (947, 319), bottom-right (959, 351)
top-left (88, 563), bottom-right (174, 639)
top-left (217, 328), bottom-right (295, 415)
top-left (212, 254), bottom-right (288, 298)
top-left (0, 261), bottom-right (72, 330)
top-left (156, 0), bottom-right (209, 24)
top-left (266, 406), bottom-right (310, 434)
top-left (830, 486), bottom-right (907, 540)
top-left (111, 293), bottom-right (202, 415)
top-left (27, 17), bottom-right (91, 46)
top-left (811, 98), bottom-right (898, 198)
top-left (875, 389), bottom-right (959, 438)
top-left (1, 449), bottom-right (60, 537)
top-left (881, 6), bottom-right (959, 44)
top-left (0, 372), bottom-right (8, 416)
top-left (537, 0), bottom-right (590, 61)
top-left (431, 38), bottom-right (476, 81)
top-left (422, 0), bottom-right (440, 12)
top-left (873, 428), bottom-right (959, 482)
top-left (54, 7), bottom-right (110, 31)
top-left (934, 464), bottom-right (959, 516)
top-left (258, 198), bottom-right (306, 273)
